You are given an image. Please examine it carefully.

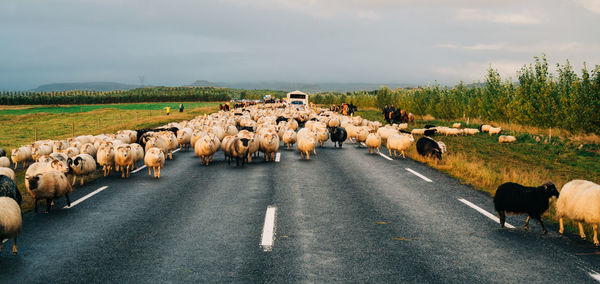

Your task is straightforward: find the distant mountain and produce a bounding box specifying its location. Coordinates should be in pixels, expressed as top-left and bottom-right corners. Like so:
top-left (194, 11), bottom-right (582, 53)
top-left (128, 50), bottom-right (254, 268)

top-left (31, 82), bottom-right (141, 92)
top-left (188, 80), bottom-right (415, 92)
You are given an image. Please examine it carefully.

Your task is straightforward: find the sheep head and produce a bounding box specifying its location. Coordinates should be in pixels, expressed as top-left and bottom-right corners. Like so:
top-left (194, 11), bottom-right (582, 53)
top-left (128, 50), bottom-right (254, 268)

top-left (542, 182), bottom-right (559, 198)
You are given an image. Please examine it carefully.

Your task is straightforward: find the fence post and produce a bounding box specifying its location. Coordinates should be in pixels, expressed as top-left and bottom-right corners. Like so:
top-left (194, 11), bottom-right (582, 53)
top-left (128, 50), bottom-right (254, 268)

top-left (35, 128), bottom-right (37, 141)
top-left (549, 127), bottom-right (552, 144)
top-left (98, 117), bottom-right (100, 129)
top-left (72, 121), bottom-right (75, 138)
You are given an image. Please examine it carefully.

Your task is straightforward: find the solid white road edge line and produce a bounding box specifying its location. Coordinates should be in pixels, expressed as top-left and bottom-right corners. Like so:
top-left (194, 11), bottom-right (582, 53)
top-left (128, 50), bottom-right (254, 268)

top-left (360, 142), bottom-right (366, 147)
top-left (2, 239), bottom-right (6, 243)
top-left (458, 198), bottom-right (515, 228)
top-left (64, 186), bottom-right (109, 209)
top-left (379, 152), bottom-right (393, 161)
top-left (132, 165), bottom-right (147, 174)
top-left (260, 206), bottom-right (277, 252)
top-left (405, 168), bottom-right (433, 182)
top-left (173, 148), bottom-right (181, 153)
top-left (275, 152), bottom-right (281, 162)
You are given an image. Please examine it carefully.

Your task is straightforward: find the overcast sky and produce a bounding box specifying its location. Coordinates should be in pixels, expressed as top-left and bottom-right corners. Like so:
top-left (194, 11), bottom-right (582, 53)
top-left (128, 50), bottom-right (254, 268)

top-left (1, 0), bottom-right (599, 90)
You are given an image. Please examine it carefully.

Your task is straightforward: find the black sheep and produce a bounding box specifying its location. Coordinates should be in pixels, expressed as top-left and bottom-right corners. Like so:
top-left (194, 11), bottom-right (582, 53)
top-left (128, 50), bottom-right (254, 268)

top-left (424, 124), bottom-right (436, 129)
top-left (0, 147), bottom-right (5, 157)
top-left (329, 127), bottom-right (347, 148)
top-left (400, 130), bottom-right (412, 134)
top-left (416, 137), bottom-right (442, 160)
top-left (0, 175), bottom-right (22, 205)
top-left (276, 116), bottom-right (288, 125)
top-left (493, 182), bottom-right (559, 233)
top-left (424, 129), bottom-right (437, 137)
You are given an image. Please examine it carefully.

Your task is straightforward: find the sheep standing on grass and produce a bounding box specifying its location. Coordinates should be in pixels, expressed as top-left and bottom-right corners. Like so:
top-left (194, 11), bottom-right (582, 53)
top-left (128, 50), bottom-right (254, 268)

top-left (499, 135), bottom-right (517, 143)
top-left (0, 147), bottom-right (5, 157)
top-left (489, 127), bottom-right (502, 135)
top-left (144, 147), bottom-right (165, 178)
top-left (556, 180), bottom-right (600, 245)
top-left (493, 182), bottom-right (559, 234)
top-left (27, 170), bottom-right (72, 213)
top-left (11, 147), bottom-right (32, 169)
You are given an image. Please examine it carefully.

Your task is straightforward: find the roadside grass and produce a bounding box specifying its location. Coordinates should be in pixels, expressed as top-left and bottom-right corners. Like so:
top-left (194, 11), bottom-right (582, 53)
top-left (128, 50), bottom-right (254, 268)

top-left (1, 102), bottom-right (220, 213)
top-left (355, 109), bottom-right (600, 241)
top-left (0, 101), bottom-right (221, 115)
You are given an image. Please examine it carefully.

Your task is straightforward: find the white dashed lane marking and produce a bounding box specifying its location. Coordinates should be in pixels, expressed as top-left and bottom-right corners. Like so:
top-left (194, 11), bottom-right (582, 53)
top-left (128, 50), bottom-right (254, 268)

top-left (458, 198), bottom-right (515, 228)
top-left (64, 186), bottom-right (109, 209)
top-left (132, 165), bottom-right (147, 174)
top-left (405, 168), bottom-right (433, 182)
top-left (260, 206), bottom-right (277, 252)
top-left (379, 152), bottom-right (393, 161)
top-left (275, 152), bottom-right (281, 162)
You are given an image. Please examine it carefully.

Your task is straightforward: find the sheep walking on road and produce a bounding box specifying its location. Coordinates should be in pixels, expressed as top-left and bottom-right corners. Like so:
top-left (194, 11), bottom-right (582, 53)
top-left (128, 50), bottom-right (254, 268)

top-left (494, 182), bottom-right (559, 234)
top-left (556, 180), bottom-right (600, 245)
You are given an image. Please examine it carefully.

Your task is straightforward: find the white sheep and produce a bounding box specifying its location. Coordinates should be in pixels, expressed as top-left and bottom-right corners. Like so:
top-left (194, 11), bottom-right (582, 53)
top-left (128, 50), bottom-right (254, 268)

top-left (259, 132), bottom-right (280, 162)
top-left (64, 146), bottom-right (80, 158)
top-left (11, 147), bottom-right (32, 169)
top-left (365, 133), bottom-right (382, 154)
top-left (80, 143), bottom-right (97, 158)
top-left (489, 127), bottom-right (502, 135)
top-left (316, 128), bottom-right (329, 147)
top-left (498, 135), bottom-right (517, 143)
top-left (68, 154), bottom-right (97, 185)
top-left (27, 170), bottom-right (72, 213)
top-left (386, 134), bottom-right (415, 159)
top-left (355, 126), bottom-right (369, 146)
top-left (411, 128), bottom-right (427, 135)
top-left (452, 123), bottom-right (461, 128)
top-left (97, 145), bottom-right (115, 177)
top-left (31, 143), bottom-right (53, 161)
top-left (0, 156), bottom-right (9, 168)
top-left (194, 136), bottom-right (216, 166)
top-left (115, 145), bottom-right (134, 178)
top-left (297, 134), bottom-right (316, 160)
top-left (282, 129), bottom-right (297, 150)
top-left (480, 124), bottom-right (492, 132)
top-left (130, 143), bottom-right (145, 169)
top-left (556, 180), bottom-right (600, 245)
top-left (177, 128), bottom-right (193, 150)
top-left (144, 147), bottom-right (165, 178)
top-left (0, 167), bottom-right (16, 182)
top-left (463, 128), bottom-right (480, 135)
top-left (0, 197), bottom-right (22, 255)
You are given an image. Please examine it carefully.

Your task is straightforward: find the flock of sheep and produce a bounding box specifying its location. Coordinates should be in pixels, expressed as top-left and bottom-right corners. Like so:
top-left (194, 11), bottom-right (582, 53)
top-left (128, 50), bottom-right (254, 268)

top-left (0, 102), bottom-right (598, 257)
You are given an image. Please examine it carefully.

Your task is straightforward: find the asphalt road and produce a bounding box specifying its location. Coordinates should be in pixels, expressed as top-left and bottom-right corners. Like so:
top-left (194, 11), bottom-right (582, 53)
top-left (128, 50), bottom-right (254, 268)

top-left (1, 140), bottom-right (600, 283)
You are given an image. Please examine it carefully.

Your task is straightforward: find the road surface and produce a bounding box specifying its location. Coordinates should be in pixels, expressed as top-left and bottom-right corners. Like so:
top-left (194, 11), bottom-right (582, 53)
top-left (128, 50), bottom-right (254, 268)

top-left (1, 142), bottom-right (599, 283)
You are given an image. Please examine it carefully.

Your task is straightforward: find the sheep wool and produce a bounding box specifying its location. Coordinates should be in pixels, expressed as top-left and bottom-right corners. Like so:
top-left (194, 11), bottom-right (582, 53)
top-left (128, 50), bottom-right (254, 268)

top-left (0, 167), bottom-right (16, 182)
top-left (144, 147), bottom-right (165, 178)
top-left (0, 197), bottom-right (22, 255)
top-left (68, 154), bottom-right (97, 185)
top-left (386, 134), bottom-right (415, 159)
top-left (556, 180), bottom-right (600, 245)
top-left (0, 156), bottom-right (11, 168)
top-left (282, 129), bottom-right (297, 150)
top-left (0, 175), bottom-right (21, 205)
top-left (488, 127), bottom-right (502, 135)
top-left (365, 133), bottom-right (382, 154)
top-left (27, 170), bottom-right (72, 213)
top-left (498, 135), bottom-right (517, 143)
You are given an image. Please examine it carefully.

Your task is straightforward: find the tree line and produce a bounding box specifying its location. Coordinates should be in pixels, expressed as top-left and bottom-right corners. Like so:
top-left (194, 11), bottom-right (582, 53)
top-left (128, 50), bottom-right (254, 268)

top-left (311, 56), bottom-right (600, 133)
top-left (0, 86), bottom-right (285, 105)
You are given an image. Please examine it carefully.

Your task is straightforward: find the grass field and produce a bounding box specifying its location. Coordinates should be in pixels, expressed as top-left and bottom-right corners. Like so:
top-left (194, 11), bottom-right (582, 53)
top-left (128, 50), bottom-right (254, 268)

top-left (1, 102), bottom-right (221, 212)
top-left (0, 102), bottom-right (221, 151)
top-left (0, 102), bottom-right (220, 115)
top-left (355, 108), bottom-right (600, 240)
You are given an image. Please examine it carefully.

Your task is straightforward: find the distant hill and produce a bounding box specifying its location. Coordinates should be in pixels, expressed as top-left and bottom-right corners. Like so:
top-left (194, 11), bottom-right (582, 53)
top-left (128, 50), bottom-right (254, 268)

top-left (31, 82), bottom-right (140, 92)
top-left (188, 80), bottom-right (414, 92)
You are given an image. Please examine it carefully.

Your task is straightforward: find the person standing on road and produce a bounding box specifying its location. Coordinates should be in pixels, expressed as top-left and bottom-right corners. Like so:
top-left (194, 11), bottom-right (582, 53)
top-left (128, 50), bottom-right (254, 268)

top-left (179, 104), bottom-right (184, 112)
